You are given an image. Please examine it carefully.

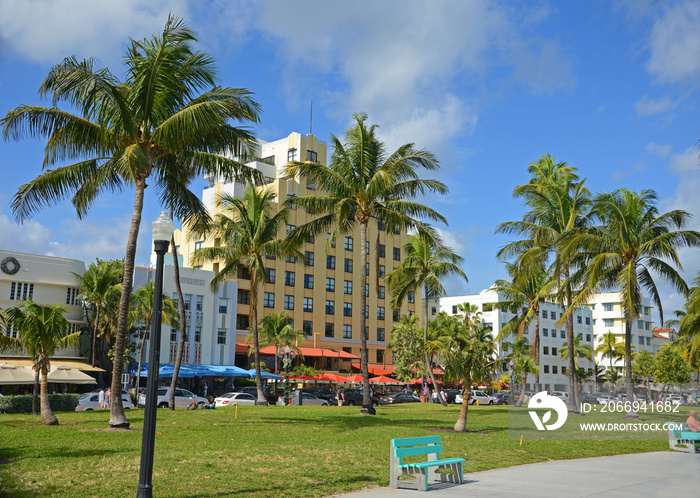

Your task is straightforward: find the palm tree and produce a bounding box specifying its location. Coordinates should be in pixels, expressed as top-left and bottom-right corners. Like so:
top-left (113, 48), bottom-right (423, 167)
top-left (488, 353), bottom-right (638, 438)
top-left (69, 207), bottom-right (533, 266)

top-left (192, 186), bottom-right (298, 405)
top-left (497, 154), bottom-right (591, 412)
top-left (559, 333), bottom-right (594, 404)
top-left (129, 282), bottom-right (179, 392)
top-left (502, 335), bottom-right (538, 407)
top-left (256, 311), bottom-right (305, 375)
top-left (493, 262), bottom-right (555, 392)
top-left (674, 272), bottom-right (700, 367)
top-left (456, 302), bottom-right (481, 329)
top-left (430, 317), bottom-right (497, 431)
top-left (72, 260), bottom-right (121, 367)
top-left (386, 232), bottom-right (468, 406)
top-left (283, 112), bottom-right (448, 414)
top-left (569, 189), bottom-right (700, 411)
top-left (1, 17), bottom-right (261, 428)
top-left (1, 300), bottom-right (79, 425)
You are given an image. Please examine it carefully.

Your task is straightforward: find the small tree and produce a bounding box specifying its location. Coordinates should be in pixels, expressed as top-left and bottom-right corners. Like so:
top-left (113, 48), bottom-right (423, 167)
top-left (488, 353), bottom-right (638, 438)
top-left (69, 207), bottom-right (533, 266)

top-left (388, 314), bottom-right (426, 382)
top-left (654, 345), bottom-right (692, 393)
top-left (632, 351), bottom-right (656, 401)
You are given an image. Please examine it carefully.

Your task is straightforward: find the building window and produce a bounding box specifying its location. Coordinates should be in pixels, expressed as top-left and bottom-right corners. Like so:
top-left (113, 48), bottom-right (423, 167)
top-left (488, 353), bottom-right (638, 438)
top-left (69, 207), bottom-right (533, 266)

top-left (195, 327), bottom-right (202, 343)
top-left (288, 148), bottom-right (297, 162)
top-left (303, 297), bottom-right (313, 313)
top-left (184, 294), bottom-right (192, 311)
top-left (237, 315), bottom-right (250, 330)
top-left (603, 318), bottom-right (614, 327)
top-left (306, 233), bottom-right (315, 244)
top-left (586, 334), bottom-right (591, 342)
top-left (326, 255), bottom-right (336, 270)
top-left (304, 274), bottom-right (314, 289)
top-left (344, 258), bottom-right (353, 273)
top-left (284, 295), bottom-right (294, 310)
top-left (285, 255), bottom-right (296, 263)
top-left (195, 295), bottom-right (203, 312)
top-left (366, 283), bottom-right (369, 297)
top-left (560, 330), bottom-right (565, 339)
top-left (379, 265), bottom-right (385, 277)
top-left (263, 292), bottom-right (275, 308)
top-left (307, 180), bottom-right (315, 191)
top-left (393, 309), bottom-right (400, 322)
top-left (543, 328), bottom-right (548, 337)
top-left (377, 307), bottom-right (385, 320)
top-left (577, 315), bottom-right (582, 324)
top-left (65, 287), bottom-right (80, 305)
top-left (365, 305), bottom-right (369, 319)
top-left (326, 277), bottom-right (335, 292)
top-left (377, 328), bottom-right (385, 341)
top-left (238, 290), bottom-right (250, 305)
top-left (366, 265), bottom-right (370, 276)
top-left (552, 347), bottom-right (557, 356)
top-left (327, 233), bottom-right (336, 248)
top-left (638, 336), bottom-right (644, 345)
top-left (344, 280), bottom-right (353, 295)
top-left (542, 310), bottom-right (548, 319)
top-left (287, 224), bottom-right (296, 233)
top-left (303, 321), bottom-right (313, 336)
top-left (343, 302), bottom-right (352, 317)
top-left (325, 300), bottom-right (335, 315)
top-left (219, 298), bottom-right (228, 314)
top-left (552, 366), bottom-right (558, 374)
top-left (285, 271), bottom-right (296, 286)
top-left (406, 290), bottom-right (413, 303)
top-left (543, 365), bottom-right (550, 374)
top-left (376, 350), bottom-right (384, 363)
top-left (344, 237), bottom-right (353, 251)
top-left (238, 267), bottom-right (250, 280)
top-left (265, 268), bottom-right (276, 284)
top-left (378, 220), bottom-right (385, 231)
top-left (217, 329), bottom-right (227, 345)
top-left (194, 241), bottom-right (203, 251)
top-left (305, 251), bottom-right (314, 266)
top-left (343, 324), bottom-right (352, 339)
top-left (646, 337), bottom-right (651, 346)
top-left (366, 241), bottom-right (370, 254)
top-left (379, 244), bottom-right (385, 258)
top-left (603, 303), bottom-right (614, 312)
top-left (431, 307), bottom-right (436, 315)
top-left (585, 317), bottom-right (590, 325)
top-left (170, 328), bottom-right (177, 342)
top-left (10, 282), bottom-right (34, 301)
top-left (393, 247), bottom-right (401, 261)
top-left (378, 286), bottom-right (386, 300)
top-left (306, 150), bottom-right (317, 162)
top-left (325, 323), bottom-right (334, 338)
top-left (543, 347), bottom-right (549, 355)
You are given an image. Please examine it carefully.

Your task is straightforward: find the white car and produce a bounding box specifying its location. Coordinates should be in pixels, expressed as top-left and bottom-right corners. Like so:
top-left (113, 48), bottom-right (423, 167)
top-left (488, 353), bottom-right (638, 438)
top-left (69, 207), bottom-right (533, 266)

top-left (276, 390), bottom-right (329, 406)
top-left (596, 394), bottom-right (618, 404)
top-left (214, 392), bottom-right (257, 407)
top-left (137, 387), bottom-right (207, 408)
top-left (664, 395), bottom-right (683, 405)
top-left (76, 391), bottom-right (134, 411)
top-left (455, 391), bottom-right (495, 405)
top-left (551, 391), bottom-right (569, 401)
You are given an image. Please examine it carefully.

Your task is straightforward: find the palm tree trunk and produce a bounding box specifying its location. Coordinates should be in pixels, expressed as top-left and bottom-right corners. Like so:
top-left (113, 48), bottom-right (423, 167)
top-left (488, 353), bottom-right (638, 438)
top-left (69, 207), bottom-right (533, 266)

top-left (109, 179), bottom-right (146, 428)
top-left (169, 228), bottom-right (187, 410)
top-left (251, 276), bottom-right (268, 405)
top-left (32, 369), bottom-right (39, 416)
top-left (515, 375), bottom-right (527, 407)
top-left (40, 365), bottom-right (58, 426)
top-left (454, 383), bottom-right (470, 431)
top-left (424, 282), bottom-right (446, 406)
top-left (359, 221), bottom-right (374, 414)
top-left (624, 318), bottom-right (638, 419)
top-left (533, 310), bottom-right (541, 393)
top-left (91, 305), bottom-right (101, 367)
top-left (136, 318), bottom-right (151, 396)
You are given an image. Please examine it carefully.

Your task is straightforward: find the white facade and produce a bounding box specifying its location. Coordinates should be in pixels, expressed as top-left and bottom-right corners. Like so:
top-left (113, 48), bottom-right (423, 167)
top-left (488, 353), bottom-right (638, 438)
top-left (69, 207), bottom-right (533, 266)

top-left (133, 264), bottom-right (240, 367)
top-left (585, 292), bottom-right (656, 367)
top-left (0, 250), bottom-right (86, 359)
top-left (429, 288), bottom-right (595, 393)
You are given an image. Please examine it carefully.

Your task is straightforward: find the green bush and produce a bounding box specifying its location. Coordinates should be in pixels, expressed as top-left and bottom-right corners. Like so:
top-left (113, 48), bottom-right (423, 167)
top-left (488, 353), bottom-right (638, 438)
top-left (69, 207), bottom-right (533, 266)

top-left (0, 394), bottom-right (79, 414)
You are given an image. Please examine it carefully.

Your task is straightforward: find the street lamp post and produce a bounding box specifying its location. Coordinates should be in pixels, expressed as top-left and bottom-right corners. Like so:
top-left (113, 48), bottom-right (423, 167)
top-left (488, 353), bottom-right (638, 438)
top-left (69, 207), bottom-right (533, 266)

top-left (137, 211), bottom-right (174, 498)
top-left (277, 346), bottom-right (296, 405)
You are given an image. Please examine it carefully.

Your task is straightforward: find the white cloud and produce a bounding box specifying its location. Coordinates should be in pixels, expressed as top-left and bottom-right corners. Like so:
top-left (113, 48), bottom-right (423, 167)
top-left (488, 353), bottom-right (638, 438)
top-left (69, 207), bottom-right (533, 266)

top-left (634, 94), bottom-right (679, 116)
top-left (667, 146), bottom-right (700, 174)
top-left (646, 1), bottom-right (700, 85)
top-left (645, 142), bottom-right (672, 158)
top-left (0, 0), bottom-right (188, 65)
top-left (612, 162), bottom-right (647, 181)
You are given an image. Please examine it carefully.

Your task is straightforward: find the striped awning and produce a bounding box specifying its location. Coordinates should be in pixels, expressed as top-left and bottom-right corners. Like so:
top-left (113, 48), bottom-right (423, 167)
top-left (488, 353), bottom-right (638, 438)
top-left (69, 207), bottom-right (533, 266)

top-left (0, 358), bottom-right (104, 372)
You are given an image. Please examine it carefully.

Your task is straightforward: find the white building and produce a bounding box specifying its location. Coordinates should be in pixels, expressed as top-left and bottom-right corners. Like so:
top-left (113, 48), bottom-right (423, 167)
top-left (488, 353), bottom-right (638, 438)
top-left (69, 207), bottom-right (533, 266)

top-left (585, 292), bottom-right (656, 368)
top-left (429, 288), bottom-right (595, 393)
top-left (133, 263), bottom-right (239, 367)
top-left (0, 250), bottom-right (92, 369)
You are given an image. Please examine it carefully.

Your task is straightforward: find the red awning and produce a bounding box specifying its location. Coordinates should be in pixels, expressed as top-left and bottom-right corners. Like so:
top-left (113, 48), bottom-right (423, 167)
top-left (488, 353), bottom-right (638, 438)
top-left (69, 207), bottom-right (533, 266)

top-left (351, 363), bottom-right (394, 375)
top-left (250, 345), bottom-right (360, 359)
top-left (369, 375), bottom-right (405, 384)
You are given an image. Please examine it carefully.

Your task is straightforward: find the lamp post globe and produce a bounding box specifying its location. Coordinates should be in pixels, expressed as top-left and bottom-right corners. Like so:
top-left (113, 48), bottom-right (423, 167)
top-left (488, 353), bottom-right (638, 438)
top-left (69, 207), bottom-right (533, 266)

top-left (137, 211), bottom-right (174, 498)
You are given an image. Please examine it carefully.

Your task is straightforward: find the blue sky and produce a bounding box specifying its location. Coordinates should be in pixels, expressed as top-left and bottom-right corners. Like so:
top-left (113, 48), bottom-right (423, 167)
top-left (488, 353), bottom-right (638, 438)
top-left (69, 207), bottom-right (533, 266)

top-left (0, 0), bottom-right (698, 325)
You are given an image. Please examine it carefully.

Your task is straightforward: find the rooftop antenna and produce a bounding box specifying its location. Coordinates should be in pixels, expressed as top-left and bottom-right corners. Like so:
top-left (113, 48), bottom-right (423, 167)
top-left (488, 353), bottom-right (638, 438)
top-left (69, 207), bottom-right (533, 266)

top-left (309, 98), bottom-right (313, 136)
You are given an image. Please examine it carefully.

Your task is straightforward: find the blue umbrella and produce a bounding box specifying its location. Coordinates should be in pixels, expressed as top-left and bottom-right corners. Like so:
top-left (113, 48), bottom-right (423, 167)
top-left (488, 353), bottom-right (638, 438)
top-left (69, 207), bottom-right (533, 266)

top-left (204, 365), bottom-right (253, 378)
top-left (248, 368), bottom-right (283, 380)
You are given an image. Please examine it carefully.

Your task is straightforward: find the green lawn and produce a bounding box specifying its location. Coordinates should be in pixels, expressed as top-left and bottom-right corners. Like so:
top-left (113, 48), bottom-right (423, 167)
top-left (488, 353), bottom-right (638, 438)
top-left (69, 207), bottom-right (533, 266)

top-left (0, 403), bottom-right (673, 497)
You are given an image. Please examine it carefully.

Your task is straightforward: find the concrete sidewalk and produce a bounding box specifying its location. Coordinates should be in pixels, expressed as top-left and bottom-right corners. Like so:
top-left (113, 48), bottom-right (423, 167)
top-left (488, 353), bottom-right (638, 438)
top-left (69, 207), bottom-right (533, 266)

top-left (334, 452), bottom-right (700, 497)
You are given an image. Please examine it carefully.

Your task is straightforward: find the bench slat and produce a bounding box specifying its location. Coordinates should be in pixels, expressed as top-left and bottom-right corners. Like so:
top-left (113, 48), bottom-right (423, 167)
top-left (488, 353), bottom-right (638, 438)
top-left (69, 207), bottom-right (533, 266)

top-left (399, 457), bottom-right (466, 469)
top-left (392, 436), bottom-right (442, 447)
top-left (395, 444), bottom-right (444, 459)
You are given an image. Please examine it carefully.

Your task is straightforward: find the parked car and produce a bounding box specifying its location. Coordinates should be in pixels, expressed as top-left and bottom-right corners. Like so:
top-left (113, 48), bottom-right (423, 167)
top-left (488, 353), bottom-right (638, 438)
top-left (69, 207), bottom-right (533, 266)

top-left (137, 387), bottom-right (207, 408)
top-left (492, 392), bottom-right (509, 405)
top-left (330, 388), bottom-right (379, 407)
top-left (596, 393), bottom-right (618, 404)
top-left (379, 392), bottom-right (421, 405)
top-left (276, 390), bottom-right (329, 406)
top-left (551, 391), bottom-right (569, 401)
top-left (581, 393), bottom-right (601, 405)
top-left (296, 387), bottom-right (334, 401)
top-left (469, 390), bottom-right (495, 405)
top-left (663, 394), bottom-right (683, 405)
top-left (233, 386), bottom-right (277, 404)
top-left (76, 390), bottom-right (134, 411)
top-left (214, 392), bottom-right (257, 407)
top-left (440, 389), bottom-right (460, 404)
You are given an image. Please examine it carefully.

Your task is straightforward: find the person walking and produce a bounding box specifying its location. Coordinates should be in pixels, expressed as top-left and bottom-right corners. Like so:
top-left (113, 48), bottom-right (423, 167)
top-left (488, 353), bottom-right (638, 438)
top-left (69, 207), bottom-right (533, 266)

top-left (105, 388), bottom-right (111, 409)
top-left (98, 387), bottom-right (106, 410)
top-left (337, 388), bottom-right (345, 407)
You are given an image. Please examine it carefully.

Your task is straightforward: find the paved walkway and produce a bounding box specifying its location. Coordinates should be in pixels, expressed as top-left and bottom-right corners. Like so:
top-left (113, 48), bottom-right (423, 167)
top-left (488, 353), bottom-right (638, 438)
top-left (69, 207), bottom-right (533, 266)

top-left (334, 451), bottom-right (700, 497)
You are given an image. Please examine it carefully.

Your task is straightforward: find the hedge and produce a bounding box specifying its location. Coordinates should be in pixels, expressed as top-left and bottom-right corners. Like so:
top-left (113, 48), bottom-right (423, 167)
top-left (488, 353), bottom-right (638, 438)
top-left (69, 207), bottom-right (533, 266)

top-left (0, 394), bottom-right (79, 414)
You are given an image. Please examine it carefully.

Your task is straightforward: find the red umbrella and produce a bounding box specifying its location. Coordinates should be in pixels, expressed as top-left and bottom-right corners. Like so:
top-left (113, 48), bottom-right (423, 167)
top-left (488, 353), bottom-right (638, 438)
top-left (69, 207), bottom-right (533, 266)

top-left (343, 374), bottom-right (364, 383)
top-left (408, 378), bottom-right (443, 385)
top-left (313, 373), bottom-right (351, 383)
top-left (369, 375), bottom-right (405, 385)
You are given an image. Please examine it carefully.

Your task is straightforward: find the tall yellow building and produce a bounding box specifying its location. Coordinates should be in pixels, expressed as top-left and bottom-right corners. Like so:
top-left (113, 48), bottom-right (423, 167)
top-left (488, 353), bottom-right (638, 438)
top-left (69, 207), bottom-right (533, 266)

top-left (174, 132), bottom-right (419, 373)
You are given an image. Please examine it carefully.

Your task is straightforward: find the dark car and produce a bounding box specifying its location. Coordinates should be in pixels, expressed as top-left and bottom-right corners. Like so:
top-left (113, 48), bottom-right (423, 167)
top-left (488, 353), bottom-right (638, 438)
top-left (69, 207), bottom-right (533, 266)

top-left (492, 392), bottom-right (509, 405)
top-left (331, 388), bottom-right (379, 407)
top-left (440, 389), bottom-right (460, 404)
top-left (301, 386), bottom-right (334, 400)
top-left (581, 393), bottom-right (601, 405)
top-left (379, 392), bottom-right (420, 405)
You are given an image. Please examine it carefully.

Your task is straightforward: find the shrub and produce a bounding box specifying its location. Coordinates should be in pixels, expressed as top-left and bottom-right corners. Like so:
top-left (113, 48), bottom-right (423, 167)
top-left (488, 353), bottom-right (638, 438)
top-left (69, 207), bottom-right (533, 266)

top-left (0, 394), bottom-right (79, 414)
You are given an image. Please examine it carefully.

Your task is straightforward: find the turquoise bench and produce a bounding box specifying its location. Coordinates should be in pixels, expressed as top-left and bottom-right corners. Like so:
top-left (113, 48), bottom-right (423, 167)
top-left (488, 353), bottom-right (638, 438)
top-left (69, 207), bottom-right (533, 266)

top-left (667, 422), bottom-right (700, 453)
top-left (390, 436), bottom-right (465, 491)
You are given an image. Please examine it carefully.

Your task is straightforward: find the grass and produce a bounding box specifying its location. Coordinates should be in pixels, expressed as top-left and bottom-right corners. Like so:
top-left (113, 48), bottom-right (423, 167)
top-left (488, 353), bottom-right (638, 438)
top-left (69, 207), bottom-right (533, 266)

top-left (0, 403), bottom-right (679, 497)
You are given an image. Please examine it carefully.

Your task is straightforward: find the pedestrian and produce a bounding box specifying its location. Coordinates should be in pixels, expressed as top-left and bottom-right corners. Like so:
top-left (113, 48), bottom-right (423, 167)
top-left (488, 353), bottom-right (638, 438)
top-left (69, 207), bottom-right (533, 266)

top-left (432, 390), bottom-right (438, 403)
top-left (98, 387), bottom-right (105, 410)
top-left (337, 388), bottom-right (345, 407)
top-left (105, 388), bottom-right (111, 409)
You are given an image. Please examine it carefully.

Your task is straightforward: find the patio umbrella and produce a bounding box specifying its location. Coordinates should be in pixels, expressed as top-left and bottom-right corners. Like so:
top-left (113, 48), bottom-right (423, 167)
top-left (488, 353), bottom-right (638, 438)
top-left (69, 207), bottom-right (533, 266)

top-left (369, 375), bottom-right (405, 385)
top-left (0, 363), bottom-right (35, 385)
top-left (408, 378), bottom-right (443, 385)
top-left (342, 374), bottom-right (365, 383)
top-left (249, 369), bottom-right (283, 380)
top-left (204, 365), bottom-right (252, 378)
top-left (313, 373), bottom-right (350, 383)
top-left (45, 364), bottom-right (96, 384)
